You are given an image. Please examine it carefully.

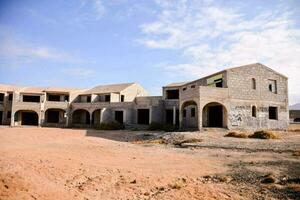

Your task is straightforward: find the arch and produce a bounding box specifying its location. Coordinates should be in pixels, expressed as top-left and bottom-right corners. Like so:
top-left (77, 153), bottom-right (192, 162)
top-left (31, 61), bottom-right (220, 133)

top-left (202, 102), bottom-right (227, 128)
top-left (45, 108), bottom-right (66, 124)
top-left (181, 100), bottom-right (198, 129)
top-left (14, 110), bottom-right (39, 126)
top-left (252, 106), bottom-right (257, 117)
top-left (91, 109), bottom-right (102, 127)
top-left (72, 109), bottom-right (90, 125)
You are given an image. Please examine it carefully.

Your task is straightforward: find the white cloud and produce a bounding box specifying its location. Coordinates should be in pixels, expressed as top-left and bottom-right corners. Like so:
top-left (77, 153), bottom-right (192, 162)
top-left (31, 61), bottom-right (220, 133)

top-left (0, 32), bottom-right (83, 63)
top-left (79, 0), bottom-right (106, 20)
top-left (63, 67), bottom-right (95, 78)
top-left (139, 0), bottom-right (300, 104)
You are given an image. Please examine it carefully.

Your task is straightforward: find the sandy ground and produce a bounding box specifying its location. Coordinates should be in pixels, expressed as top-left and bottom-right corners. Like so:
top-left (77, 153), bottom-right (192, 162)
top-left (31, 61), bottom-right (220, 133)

top-left (0, 126), bottom-right (299, 200)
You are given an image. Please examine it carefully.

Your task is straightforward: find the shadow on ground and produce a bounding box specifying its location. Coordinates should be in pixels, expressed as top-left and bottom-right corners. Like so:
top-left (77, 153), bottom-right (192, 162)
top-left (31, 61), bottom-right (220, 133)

top-left (85, 129), bottom-right (161, 142)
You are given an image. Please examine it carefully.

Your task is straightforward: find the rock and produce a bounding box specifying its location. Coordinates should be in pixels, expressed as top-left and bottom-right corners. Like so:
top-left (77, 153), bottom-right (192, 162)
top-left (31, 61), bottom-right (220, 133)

top-left (130, 179), bottom-right (137, 184)
top-left (261, 174), bottom-right (276, 184)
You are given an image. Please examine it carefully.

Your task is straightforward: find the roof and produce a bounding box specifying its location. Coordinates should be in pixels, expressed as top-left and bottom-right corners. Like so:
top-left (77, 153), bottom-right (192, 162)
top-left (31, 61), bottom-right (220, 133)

top-left (0, 84), bottom-right (81, 94)
top-left (0, 84), bottom-right (22, 92)
top-left (164, 82), bottom-right (190, 87)
top-left (81, 83), bottom-right (135, 94)
top-left (290, 103), bottom-right (300, 110)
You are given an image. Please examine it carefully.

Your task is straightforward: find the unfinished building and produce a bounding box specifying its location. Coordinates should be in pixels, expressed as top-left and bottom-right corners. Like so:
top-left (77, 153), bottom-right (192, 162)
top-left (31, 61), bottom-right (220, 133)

top-left (0, 63), bottom-right (289, 130)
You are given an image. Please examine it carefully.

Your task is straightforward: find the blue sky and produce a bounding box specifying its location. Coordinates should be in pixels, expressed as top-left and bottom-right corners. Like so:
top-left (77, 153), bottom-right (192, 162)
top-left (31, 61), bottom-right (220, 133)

top-left (0, 0), bottom-right (299, 104)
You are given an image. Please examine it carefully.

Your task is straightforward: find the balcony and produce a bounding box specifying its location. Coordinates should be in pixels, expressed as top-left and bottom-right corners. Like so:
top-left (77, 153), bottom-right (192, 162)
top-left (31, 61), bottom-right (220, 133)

top-left (44, 101), bottom-right (69, 110)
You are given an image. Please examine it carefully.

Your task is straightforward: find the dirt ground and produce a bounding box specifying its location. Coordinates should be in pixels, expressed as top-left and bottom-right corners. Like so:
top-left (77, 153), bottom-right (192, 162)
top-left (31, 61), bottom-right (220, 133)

top-left (0, 126), bottom-right (299, 200)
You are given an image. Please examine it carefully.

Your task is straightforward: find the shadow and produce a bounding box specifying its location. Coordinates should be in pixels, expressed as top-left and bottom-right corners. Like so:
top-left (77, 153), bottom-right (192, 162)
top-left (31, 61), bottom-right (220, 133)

top-left (85, 129), bottom-right (164, 143)
top-left (226, 159), bottom-right (300, 199)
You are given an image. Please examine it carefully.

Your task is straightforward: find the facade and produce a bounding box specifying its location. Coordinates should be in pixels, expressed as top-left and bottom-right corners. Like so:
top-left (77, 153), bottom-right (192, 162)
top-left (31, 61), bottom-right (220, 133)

top-left (0, 63), bottom-right (289, 130)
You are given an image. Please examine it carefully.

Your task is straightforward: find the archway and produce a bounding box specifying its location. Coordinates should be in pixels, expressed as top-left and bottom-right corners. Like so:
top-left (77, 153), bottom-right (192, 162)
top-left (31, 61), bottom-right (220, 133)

top-left (45, 109), bottom-right (66, 124)
top-left (202, 102), bottom-right (227, 128)
top-left (91, 109), bottom-right (101, 127)
top-left (181, 101), bottom-right (198, 129)
top-left (14, 110), bottom-right (39, 126)
top-left (72, 109), bottom-right (90, 125)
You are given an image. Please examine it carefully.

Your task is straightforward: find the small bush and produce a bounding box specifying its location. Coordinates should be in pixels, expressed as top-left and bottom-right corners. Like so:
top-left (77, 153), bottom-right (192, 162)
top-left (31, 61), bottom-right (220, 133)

top-left (147, 123), bottom-right (177, 132)
top-left (168, 181), bottom-right (184, 189)
top-left (249, 130), bottom-right (279, 139)
top-left (224, 132), bottom-right (248, 138)
top-left (95, 121), bottom-right (124, 130)
top-left (148, 122), bottom-right (163, 131)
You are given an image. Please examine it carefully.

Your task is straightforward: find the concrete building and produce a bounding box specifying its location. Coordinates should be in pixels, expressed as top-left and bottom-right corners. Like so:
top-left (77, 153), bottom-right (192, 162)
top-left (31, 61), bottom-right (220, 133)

top-left (289, 104), bottom-right (300, 123)
top-left (0, 63), bottom-right (289, 130)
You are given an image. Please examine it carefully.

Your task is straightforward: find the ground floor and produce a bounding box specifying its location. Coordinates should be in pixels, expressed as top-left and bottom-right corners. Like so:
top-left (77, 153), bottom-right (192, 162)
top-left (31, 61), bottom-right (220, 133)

top-left (0, 127), bottom-right (299, 199)
top-left (2, 98), bottom-right (289, 131)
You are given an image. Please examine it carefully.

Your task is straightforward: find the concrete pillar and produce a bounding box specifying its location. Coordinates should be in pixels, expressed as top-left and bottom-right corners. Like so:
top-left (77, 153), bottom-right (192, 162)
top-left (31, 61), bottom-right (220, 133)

top-left (179, 104), bottom-right (183, 129)
top-left (173, 106), bottom-right (176, 125)
top-left (89, 112), bottom-right (92, 128)
top-left (149, 107), bottom-right (152, 124)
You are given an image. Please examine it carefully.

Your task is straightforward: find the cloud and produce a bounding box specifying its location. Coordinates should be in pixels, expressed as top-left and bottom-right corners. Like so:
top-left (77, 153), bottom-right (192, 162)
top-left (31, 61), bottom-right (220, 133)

top-left (79, 0), bottom-right (106, 21)
top-left (63, 67), bottom-right (95, 78)
top-left (139, 0), bottom-right (300, 104)
top-left (0, 31), bottom-right (83, 63)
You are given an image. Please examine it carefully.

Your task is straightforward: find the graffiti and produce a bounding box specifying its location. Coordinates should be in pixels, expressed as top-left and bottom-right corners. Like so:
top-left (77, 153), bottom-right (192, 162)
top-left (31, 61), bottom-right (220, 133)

top-left (258, 107), bottom-right (268, 112)
top-left (229, 113), bottom-right (243, 126)
top-left (234, 106), bottom-right (251, 110)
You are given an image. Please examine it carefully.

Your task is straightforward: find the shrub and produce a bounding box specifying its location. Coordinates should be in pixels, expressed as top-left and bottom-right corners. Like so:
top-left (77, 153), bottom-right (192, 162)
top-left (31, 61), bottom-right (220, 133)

top-left (224, 132), bottom-right (248, 138)
top-left (147, 123), bottom-right (177, 132)
top-left (95, 121), bottom-right (124, 130)
top-left (249, 130), bottom-right (279, 139)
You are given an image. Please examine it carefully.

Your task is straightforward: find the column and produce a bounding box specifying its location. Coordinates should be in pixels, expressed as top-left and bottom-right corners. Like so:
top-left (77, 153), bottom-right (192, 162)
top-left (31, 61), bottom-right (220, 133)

top-left (173, 106), bottom-right (176, 125)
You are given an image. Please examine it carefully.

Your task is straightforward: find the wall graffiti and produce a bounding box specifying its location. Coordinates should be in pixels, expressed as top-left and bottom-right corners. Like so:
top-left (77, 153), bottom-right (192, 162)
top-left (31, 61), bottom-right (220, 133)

top-left (229, 113), bottom-right (243, 126)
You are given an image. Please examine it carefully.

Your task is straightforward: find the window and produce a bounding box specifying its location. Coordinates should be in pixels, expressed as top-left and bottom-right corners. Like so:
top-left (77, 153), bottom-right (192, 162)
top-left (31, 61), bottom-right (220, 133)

top-left (8, 93), bottom-right (13, 101)
top-left (183, 88), bottom-right (187, 91)
top-left (251, 78), bottom-right (256, 90)
top-left (183, 109), bottom-right (186, 118)
top-left (269, 107), bottom-right (278, 120)
top-left (48, 94), bottom-right (60, 101)
top-left (166, 90), bottom-right (179, 99)
top-left (191, 85), bottom-right (195, 88)
top-left (252, 106), bottom-right (256, 117)
top-left (87, 96), bottom-right (91, 102)
top-left (207, 74), bottom-right (223, 88)
top-left (105, 95), bottom-right (110, 102)
top-left (64, 95), bottom-right (69, 102)
top-left (7, 111), bottom-right (11, 118)
top-left (0, 93), bottom-right (4, 102)
top-left (23, 95), bottom-right (40, 102)
top-left (121, 95), bottom-right (125, 102)
top-left (191, 107), bottom-right (195, 117)
top-left (268, 80), bottom-right (277, 93)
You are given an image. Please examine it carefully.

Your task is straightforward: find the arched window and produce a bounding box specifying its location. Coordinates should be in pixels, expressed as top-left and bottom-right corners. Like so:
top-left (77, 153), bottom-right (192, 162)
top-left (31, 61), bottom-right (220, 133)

top-left (251, 78), bottom-right (256, 89)
top-left (252, 106), bottom-right (256, 117)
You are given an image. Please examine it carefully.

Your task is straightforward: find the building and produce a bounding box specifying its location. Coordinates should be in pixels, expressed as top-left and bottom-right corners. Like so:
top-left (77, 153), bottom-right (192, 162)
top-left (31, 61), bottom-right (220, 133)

top-left (289, 104), bottom-right (300, 123)
top-left (0, 63), bottom-right (289, 130)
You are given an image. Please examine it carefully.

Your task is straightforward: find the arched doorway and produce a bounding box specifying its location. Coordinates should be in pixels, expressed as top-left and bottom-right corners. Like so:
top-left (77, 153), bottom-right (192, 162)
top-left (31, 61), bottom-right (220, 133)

top-left (202, 102), bottom-right (227, 128)
top-left (14, 110), bottom-right (39, 126)
top-left (181, 101), bottom-right (198, 129)
top-left (45, 109), bottom-right (66, 124)
top-left (91, 109), bottom-right (101, 127)
top-left (72, 109), bottom-right (90, 125)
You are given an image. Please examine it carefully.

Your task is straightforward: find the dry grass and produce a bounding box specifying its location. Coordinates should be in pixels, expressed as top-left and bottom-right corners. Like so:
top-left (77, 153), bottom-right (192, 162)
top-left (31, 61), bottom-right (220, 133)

top-left (173, 138), bottom-right (203, 146)
top-left (224, 132), bottom-right (248, 138)
top-left (248, 130), bottom-right (280, 139)
top-left (132, 139), bottom-right (165, 145)
top-left (292, 150), bottom-right (300, 156)
top-left (287, 183), bottom-right (300, 192)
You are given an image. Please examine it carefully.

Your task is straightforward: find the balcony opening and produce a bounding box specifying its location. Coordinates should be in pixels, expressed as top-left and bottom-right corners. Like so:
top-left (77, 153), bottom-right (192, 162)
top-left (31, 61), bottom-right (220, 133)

top-left (269, 106), bottom-right (278, 120)
top-left (0, 93), bottom-right (4, 102)
top-left (105, 95), bottom-right (110, 102)
top-left (23, 95), bottom-right (40, 102)
top-left (48, 94), bottom-right (60, 101)
top-left (166, 89), bottom-right (179, 99)
top-left (115, 111), bottom-right (124, 124)
top-left (8, 93), bottom-right (13, 101)
top-left (137, 109), bottom-right (149, 125)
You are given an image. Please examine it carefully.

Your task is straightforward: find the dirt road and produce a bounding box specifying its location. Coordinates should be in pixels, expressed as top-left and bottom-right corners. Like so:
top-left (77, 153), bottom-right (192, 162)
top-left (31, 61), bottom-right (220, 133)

top-left (0, 127), bottom-right (299, 200)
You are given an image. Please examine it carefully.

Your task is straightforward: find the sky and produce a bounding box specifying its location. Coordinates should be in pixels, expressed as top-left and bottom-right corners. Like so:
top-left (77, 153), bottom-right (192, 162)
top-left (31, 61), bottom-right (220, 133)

top-left (0, 0), bottom-right (299, 104)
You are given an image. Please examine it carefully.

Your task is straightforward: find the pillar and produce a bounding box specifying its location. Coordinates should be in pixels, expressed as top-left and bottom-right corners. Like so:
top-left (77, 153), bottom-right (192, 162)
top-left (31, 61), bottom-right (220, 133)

top-left (173, 106), bottom-right (176, 125)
